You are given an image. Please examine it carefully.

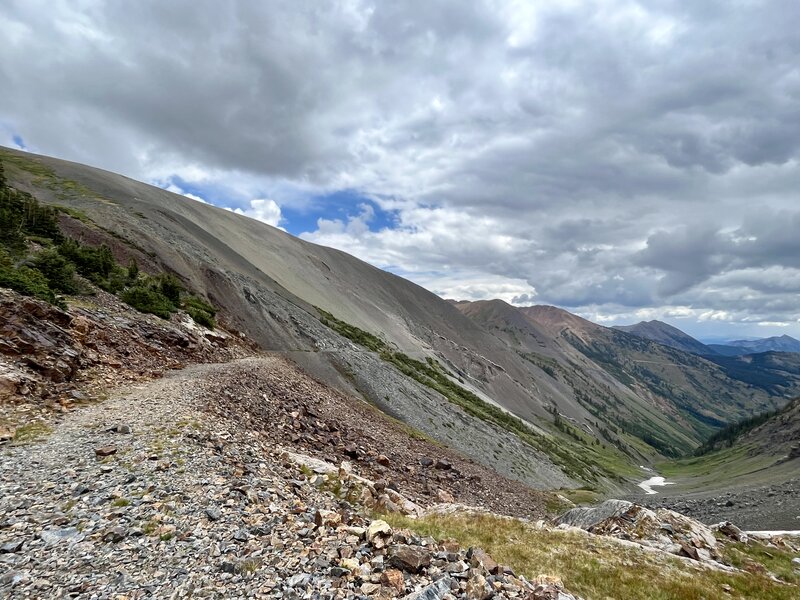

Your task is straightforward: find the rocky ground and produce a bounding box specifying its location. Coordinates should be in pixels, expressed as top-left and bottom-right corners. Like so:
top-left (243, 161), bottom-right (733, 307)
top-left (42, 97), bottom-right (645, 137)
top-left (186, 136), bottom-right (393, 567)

top-left (0, 361), bottom-right (576, 599)
top-left (0, 287), bottom-right (256, 442)
top-left (202, 356), bottom-right (553, 521)
top-left (642, 481), bottom-right (800, 531)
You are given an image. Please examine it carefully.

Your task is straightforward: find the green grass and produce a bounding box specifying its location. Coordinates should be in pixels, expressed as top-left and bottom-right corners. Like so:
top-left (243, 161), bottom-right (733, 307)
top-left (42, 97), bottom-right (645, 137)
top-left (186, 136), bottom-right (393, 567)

top-left (0, 148), bottom-right (108, 202)
top-left (656, 443), bottom-right (779, 494)
top-left (720, 540), bottom-right (799, 586)
top-left (557, 487), bottom-right (603, 506)
top-left (382, 511), bottom-right (799, 600)
top-left (11, 421), bottom-right (53, 444)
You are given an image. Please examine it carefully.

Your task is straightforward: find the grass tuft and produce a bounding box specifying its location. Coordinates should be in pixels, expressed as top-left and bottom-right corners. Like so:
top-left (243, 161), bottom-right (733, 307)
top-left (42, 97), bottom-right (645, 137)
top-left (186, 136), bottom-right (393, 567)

top-left (382, 511), bottom-right (799, 600)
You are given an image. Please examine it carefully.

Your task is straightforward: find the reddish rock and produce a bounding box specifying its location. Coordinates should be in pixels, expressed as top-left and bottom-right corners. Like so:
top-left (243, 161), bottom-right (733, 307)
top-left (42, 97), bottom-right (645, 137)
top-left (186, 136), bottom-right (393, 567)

top-left (380, 568), bottom-right (405, 592)
top-left (94, 446), bottom-right (118, 457)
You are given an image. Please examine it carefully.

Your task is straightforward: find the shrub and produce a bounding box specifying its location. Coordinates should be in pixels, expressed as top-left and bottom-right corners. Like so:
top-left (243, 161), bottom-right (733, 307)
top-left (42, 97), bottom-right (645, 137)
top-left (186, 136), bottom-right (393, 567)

top-left (127, 259), bottom-right (139, 281)
top-left (0, 182), bottom-right (62, 254)
top-left (158, 273), bottom-right (183, 304)
top-left (120, 283), bottom-right (176, 319)
top-left (186, 306), bottom-right (216, 328)
top-left (31, 249), bottom-right (78, 294)
top-left (0, 261), bottom-right (56, 304)
top-left (57, 239), bottom-right (115, 281)
top-left (183, 294), bottom-right (216, 328)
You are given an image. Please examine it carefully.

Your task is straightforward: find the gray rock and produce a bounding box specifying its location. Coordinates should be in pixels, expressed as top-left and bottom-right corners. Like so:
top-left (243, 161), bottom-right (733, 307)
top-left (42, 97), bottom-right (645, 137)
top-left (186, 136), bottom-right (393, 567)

top-left (555, 499), bottom-right (633, 530)
top-left (401, 575), bottom-right (453, 599)
top-left (205, 507), bottom-right (222, 521)
top-left (103, 527), bottom-right (126, 543)
top-left (287, 573), bottom-right (312, 588)
top-left (39, 527), bottom-right (84, 546)
top-left (0, 540), bottom-right (24, 553)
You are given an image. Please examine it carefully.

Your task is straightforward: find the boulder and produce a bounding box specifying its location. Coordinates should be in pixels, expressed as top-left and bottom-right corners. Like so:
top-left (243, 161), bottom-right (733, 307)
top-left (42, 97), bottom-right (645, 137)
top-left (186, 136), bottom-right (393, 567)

top-left (555, 499), bottom-right (635, 530)
top-left (400, 575), bottom-right (453, 599)
top-left (366, 519), bottom-right (392, 543)
top-left (388, 544), bottom-right (432, 573)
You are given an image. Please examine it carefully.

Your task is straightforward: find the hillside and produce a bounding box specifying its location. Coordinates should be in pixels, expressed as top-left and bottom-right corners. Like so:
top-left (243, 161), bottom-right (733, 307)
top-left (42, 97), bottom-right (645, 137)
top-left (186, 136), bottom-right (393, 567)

top-left (3, 351), bottom-right (797, 599)
top-left (613, 320), bottom-right (714, 355)
top-left (0, 146), bottom-right (793, 490)
top-left (457, 301), bottom-right (787, 451)
top-left (730, 396), bottom-right (800, 458)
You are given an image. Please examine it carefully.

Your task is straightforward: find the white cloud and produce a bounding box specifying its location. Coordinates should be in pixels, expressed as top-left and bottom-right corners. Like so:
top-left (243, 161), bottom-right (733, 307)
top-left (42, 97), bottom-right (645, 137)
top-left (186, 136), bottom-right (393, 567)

top-left (232, 198), bottom-right (283, 228)
top-left (3, 1), bottom-right (800, 336)
top-left (164, 183), bottom-right (207, 204)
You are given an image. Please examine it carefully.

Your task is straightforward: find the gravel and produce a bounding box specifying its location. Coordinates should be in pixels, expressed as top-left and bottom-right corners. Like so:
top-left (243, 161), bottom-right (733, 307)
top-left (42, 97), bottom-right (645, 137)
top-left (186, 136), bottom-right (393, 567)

top-left (0, 360), bottom-right (573, 599)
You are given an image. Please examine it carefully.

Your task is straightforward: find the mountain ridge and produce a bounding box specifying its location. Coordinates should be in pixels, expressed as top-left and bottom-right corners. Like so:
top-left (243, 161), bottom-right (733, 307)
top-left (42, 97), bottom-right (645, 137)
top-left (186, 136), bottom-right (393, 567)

top-left (1, 145), bottom-right (794, 491)
top-left (612, 320), bottom-right (714, 356)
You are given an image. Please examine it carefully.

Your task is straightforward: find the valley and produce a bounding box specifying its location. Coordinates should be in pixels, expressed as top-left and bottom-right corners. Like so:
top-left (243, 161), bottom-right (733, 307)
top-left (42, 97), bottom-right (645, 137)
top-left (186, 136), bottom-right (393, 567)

top-left (0, 147), bottom-right (798, 598)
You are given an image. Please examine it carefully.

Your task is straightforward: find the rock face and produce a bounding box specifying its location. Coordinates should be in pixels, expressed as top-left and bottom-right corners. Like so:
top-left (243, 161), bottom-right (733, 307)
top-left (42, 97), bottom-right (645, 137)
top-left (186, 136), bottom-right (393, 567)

top-left (0, 287), bottom-right (255, 440)
top-left (556, 499), bottom-right (722, 564)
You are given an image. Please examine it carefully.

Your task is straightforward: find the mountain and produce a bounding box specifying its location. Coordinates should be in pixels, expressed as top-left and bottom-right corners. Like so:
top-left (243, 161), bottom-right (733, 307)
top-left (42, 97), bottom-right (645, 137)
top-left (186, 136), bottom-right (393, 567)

top-left (701, 351), bottom-right (800, 396)
top-left (706, 344), bottom-right (750, 356)
top-left (612, 320), bottom-right (714, 356)
top-left (0, 145), bottom-right (793, 491)
top-left (725, 335), bottom-right (800, 354)
top-left (452, 301), bottom-right (791, 455)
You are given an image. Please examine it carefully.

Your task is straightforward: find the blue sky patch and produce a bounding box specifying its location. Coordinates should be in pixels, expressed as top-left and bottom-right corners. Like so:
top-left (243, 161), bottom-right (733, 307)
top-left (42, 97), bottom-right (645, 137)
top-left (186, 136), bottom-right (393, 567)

top-left (282, 189), bottom-right (397, 236)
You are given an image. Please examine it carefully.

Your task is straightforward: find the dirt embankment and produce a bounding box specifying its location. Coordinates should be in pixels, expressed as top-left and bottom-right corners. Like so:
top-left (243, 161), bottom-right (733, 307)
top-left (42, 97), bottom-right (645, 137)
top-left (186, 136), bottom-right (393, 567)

top-left (203, 356), bottom-right (552, 520)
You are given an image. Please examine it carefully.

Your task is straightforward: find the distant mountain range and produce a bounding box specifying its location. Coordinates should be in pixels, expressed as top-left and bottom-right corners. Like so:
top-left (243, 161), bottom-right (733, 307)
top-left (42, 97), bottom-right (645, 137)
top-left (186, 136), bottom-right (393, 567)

top-left (719, 334), bottom-right (800, 355)
top-left (615, 320), bottom-right (800, 358)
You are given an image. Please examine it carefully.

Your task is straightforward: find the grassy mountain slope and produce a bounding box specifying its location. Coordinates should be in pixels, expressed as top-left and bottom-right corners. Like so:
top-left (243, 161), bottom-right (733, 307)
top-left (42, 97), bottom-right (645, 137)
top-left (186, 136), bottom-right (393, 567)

top-left (456, 301), bottom-right (786, 453)
top-left (521, 306), bottom-right (785, 438)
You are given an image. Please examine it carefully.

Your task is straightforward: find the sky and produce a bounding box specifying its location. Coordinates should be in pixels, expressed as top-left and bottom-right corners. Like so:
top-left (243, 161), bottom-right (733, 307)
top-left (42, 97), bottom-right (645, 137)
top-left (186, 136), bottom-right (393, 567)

top-left (1, 0), bottom-right (799, 340)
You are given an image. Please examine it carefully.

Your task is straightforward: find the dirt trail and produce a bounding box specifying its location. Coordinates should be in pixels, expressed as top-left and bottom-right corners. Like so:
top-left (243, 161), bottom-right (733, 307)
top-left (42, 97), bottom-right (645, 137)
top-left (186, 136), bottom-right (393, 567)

top-left (0, 357), bottom-right (554, 598)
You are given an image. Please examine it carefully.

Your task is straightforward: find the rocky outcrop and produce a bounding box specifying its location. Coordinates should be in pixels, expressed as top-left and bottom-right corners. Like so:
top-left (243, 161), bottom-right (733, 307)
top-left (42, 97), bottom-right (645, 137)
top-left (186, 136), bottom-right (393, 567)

top-left (0, 287), bottom-right (255, 432)
top-left (556, 499), bottom-right (723, 565)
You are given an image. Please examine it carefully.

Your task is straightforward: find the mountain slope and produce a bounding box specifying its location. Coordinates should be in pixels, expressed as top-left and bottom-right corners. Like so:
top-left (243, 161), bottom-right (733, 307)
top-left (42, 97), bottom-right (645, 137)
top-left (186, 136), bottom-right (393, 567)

top-left (613, 320), bottom-right (714, 355)
top-left (453, 301), bottom-right (787, 455)
top-left (706, 344), bottom-right (749, 356)
top-left (519, 306), bottom-right (785, 434)
top-left (702, 351), bottom-right (800, 396)
top-left (1, 146), bottom-right (792, 489)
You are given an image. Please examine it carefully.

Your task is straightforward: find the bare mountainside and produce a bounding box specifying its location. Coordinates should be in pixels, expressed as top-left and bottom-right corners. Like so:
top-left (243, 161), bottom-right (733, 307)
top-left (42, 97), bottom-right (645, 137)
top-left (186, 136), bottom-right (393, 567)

top-left (0, 146), bottom-right (790, 490)
top-left (613, 320), bottom-right (714, 356)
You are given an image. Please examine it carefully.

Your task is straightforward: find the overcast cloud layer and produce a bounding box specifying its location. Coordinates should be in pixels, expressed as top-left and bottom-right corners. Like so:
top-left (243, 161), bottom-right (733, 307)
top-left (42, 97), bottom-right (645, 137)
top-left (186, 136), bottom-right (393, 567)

top-left (2, 0), bottom-right (800, 339)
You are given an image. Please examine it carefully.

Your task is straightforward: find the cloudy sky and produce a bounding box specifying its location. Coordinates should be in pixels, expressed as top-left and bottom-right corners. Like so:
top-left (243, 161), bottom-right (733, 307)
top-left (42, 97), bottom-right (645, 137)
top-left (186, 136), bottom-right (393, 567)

top-left (2, 0), bottom-right (799, 339)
